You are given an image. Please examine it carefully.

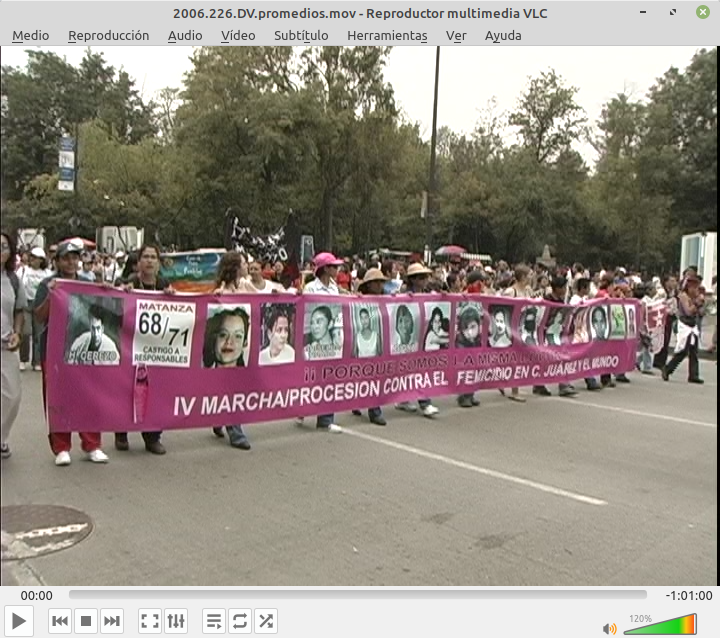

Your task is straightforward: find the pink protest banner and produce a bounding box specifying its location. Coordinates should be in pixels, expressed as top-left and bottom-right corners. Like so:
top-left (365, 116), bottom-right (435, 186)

top-left (45, 281), bottom-right (638, 432)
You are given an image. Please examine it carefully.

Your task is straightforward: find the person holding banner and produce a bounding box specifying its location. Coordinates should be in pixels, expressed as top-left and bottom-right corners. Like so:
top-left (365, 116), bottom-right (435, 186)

top-left (569, 278), bottom-right (602, 391)
top-left (33, 240), bottom-right (109, 466)
top-left (536, 277), bottom-right (577, 398)
top-left (209, 251), bottom-right (257, 444)
top-left (662, 273), bottom-right (704, 384)
top-left (395, 263), bottom-right (439, 418)
top-left (248, 259), bottom-right (285, 293)
top-left (297, 252), bottom-right (346, 433)
top-left (456, 302), bottom-right (482, 408)
top-left (114, 243), bottom-right (174, 455)
top-left (499, 264), bottom-right (534, 402)
top-left (350, 268), bottom-right (387, 425)
top-left (204, 306), bottom-right (253, 450)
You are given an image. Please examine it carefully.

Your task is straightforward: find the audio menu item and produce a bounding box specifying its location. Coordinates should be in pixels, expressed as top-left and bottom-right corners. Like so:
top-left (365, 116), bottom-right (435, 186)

top-left (604, 622), bottom-right (618, 635)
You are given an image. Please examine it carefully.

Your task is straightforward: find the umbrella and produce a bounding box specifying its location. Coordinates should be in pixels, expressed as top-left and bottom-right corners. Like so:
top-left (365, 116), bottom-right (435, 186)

top-left (435, 245), bottom-right (466, 257)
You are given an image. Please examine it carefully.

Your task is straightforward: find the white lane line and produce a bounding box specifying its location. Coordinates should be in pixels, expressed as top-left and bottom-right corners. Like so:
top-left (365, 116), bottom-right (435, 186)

top-left (556, 400), bottom-right (716, 428)
top-left (344, 429), bottom-right (607, 506)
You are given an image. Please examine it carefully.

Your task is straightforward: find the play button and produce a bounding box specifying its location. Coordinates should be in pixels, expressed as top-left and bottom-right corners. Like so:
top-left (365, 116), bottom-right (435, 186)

top-left (4, 606), bottom-right (33, 636)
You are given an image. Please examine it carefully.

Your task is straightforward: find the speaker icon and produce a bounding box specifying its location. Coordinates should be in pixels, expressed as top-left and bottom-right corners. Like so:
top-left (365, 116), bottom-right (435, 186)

top-left (603, 623), bottom-right (617, 635)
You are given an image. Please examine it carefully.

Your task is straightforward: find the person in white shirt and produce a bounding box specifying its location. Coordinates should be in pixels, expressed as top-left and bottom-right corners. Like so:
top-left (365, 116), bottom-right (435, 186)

top-left (570, 278), bottom-right (601, 390)
top-left (248, 260), bottom-right (285, 293)
top-left (19, 247), bottom-right (52, 370)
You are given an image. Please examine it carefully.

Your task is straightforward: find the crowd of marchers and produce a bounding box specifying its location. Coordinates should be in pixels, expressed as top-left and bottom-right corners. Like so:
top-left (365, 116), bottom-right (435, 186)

top-left (1, 232), bottom-right (716, 465)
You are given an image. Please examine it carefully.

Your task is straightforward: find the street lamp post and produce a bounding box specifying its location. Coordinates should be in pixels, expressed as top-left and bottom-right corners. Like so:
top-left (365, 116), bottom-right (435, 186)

top-left (426, 46), bottom-right (441, 265)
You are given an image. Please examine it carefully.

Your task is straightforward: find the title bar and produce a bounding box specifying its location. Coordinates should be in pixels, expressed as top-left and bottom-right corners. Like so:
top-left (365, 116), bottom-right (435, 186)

top-left (0, 2), bottom-right (715, 46)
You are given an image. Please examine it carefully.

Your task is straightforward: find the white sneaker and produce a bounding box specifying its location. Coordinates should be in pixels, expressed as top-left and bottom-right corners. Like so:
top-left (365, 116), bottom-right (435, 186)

top-left (294, 417), bottom-right (305, 427)
top-left (422, 405), bottom-right (439, 418)
top-left (19, 362), bottom-right (27, 371)
top-left (55, 451), bottom-right (71, 466)
top-left (395, 402), bottom-right (418, 412)
top-left (322, 424), bottom-right (343, 433)
top-left (86, 449), bottom-right (109, 463)
top-left (33, 365), bottom-right (42, 371)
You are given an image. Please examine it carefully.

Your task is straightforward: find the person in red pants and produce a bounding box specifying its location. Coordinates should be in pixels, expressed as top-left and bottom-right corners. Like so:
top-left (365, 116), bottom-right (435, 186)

top-left (33, 240), bottom-right (109, 466)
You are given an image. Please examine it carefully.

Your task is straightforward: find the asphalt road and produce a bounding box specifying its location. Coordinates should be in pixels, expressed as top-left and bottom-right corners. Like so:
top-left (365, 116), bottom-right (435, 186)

top-left (1, 358), bottom-right (716, 587)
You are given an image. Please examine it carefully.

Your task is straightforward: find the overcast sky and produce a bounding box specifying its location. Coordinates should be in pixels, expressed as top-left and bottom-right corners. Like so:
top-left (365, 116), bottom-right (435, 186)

top-left (2, 45), bottom-right (711, 163)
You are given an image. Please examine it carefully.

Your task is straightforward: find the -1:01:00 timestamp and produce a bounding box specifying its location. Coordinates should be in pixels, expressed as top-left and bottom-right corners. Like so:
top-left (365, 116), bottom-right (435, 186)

top-left (666, 591), bottom-right (712, 601)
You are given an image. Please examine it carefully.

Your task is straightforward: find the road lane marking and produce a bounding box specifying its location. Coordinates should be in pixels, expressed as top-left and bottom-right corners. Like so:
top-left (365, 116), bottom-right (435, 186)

top-left (344, 430), bottom-right (607, 506)
top-left (556, 400), bottom-right (716, 428)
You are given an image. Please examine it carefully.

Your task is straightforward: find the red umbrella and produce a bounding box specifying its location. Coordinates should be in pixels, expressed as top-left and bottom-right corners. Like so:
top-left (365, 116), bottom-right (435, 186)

top-left (435, 245), bottom-right (466, 257)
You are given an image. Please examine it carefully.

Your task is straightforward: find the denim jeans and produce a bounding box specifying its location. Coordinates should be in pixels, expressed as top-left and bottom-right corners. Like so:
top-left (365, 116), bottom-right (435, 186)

top-left (637, 346), bottom-right (652, 372)
top-left (317, 414), bottom-right (335, 428)
top-left (226, 425), bottom-right (248, 443)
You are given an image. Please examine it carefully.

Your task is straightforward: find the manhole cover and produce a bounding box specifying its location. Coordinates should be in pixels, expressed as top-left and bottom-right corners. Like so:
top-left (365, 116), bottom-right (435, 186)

top-left (1, 505), bottom-right (93, 561)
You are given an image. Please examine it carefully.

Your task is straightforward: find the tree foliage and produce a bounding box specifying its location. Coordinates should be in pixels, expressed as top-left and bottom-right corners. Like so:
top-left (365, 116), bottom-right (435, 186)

top-left (1, 46), bottom-right (715, 272)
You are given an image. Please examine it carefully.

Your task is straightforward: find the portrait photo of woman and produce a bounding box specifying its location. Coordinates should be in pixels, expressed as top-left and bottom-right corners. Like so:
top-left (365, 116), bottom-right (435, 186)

top-left (518, 305), bottom-right (544, 346)
top-left (487, 304), bottom-right (513, 348)
top-left (203, 304), bottom-right (251, 368)
top-left (625, 304), bottom-right (638, 338)
top-left (455, 302), bottom-right (482, 348)
top-left (571, 307), bottom-right (591, 344)
top-left (389, 303), bottom-right (420, 355)
top-left (609, 304), bottom-right (627, 339)
top-left (259, 303), bottom-right (296, 365)
top-left (303, 303), bottom-right (343, 361)
top-left (544, 308), bottom-right (569, 347)
top-left (423, 302), bottom-right (451, 351)
top-left (351, 304), bottom-right (383, 358)
top-left (590, 305), bottom-right (610, 341)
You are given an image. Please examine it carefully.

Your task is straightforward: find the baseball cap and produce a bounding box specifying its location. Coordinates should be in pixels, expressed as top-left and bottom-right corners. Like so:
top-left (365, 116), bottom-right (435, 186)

top-left (56, 239), bottom-right (84, 258)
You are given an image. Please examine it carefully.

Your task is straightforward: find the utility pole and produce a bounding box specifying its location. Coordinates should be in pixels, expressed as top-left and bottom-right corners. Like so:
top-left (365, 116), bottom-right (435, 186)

top-left (426, 46), bottom-right (441, 265)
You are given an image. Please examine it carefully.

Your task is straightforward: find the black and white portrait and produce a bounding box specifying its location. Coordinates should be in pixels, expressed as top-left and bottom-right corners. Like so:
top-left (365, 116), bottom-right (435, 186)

top-left (303, 303), bottom-right (343, 361)
top-left (351, 303), bottom-right (383, 358)
top-left (64, 294), bottom-right (123, 366)
top-left (258, 303), bottom-right (296, 365)
top-left (625, 304), bottom-right (638, 338)
top-left (455, 301), bottom-right (483, 348)
top-left (389, 303), bottom-right (420, 355)
top-left (423, 302), bottom-right (451, 351)
top-left (487, 304), bottom-right (513, 348)
top-left (590, 305), bottom-right (610, 341)
top-left (544, 308), bottom-right (570, 347)
top-left (518, 305), bottom-right (544, 346)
